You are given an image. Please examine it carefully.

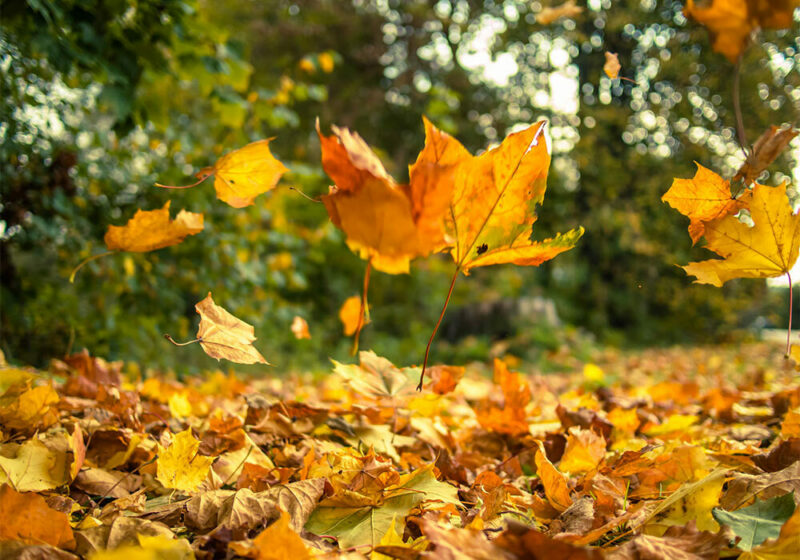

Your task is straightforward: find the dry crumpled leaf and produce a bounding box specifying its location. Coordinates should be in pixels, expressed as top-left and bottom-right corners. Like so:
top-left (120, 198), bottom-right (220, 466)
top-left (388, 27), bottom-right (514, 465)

top-left (417, 119), bottom-right (583, 275)
top-left (720, 460), bottom-right (800, 510)
top-left (604, 52), bottom-right (621, 79)
top-left (662, 163), bottom-right (751, 244)
top-left (195, 293), bottom-right (269, 365)
top-left (606, 523), bottom-right (729, 560)
top-left (536, 0), bottom-right (584, 25)
top-left (0, 484), bottom-right (75, 549)
top-left (734, 124), bottom-right (799, 186)
top-left (682, 182), bottom-right (800, 287)
top-left (161, 139), bottom-right (288, 208)
top-left (685, 0), bottom-right (800, 62)
top-left (318, 121), bottom-right (441, 274)
top-left (104, 201), bottom-right (203, 253)
top-left (155, 429), bottom-right (215, 493)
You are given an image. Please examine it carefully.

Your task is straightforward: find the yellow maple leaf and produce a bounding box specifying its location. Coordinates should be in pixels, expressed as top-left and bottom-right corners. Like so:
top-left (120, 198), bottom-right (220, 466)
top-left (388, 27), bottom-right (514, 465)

top-left (662, 163), bottom-right (751, 244)
top-left (558, 427), bottom-right (607, 474)
top-left (0, 438), bottom-right (69, 492)
top-left (194, 293), bottom-right (269, 365)
top-left (103, 201), bottom-right (204, 253)
top-left (682, 182), bottom-right (800, 287)
top-left (157, 139), bottom-right (288, 208)
top-left (155, 429), bottom-right (214, 493)
top-left (0, 382), bottom-right (60, 431)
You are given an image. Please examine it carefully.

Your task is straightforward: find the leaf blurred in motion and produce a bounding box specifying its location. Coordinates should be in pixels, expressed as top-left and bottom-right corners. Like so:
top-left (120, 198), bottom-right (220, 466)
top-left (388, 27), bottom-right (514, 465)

top-left (104, 201), bottom-right (204, 253)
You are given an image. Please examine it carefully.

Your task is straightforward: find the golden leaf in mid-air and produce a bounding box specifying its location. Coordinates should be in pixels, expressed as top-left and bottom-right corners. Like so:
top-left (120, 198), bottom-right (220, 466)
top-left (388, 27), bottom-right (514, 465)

top-left (417, 119), bottom-right (583, 275)
top-left (734, 124), bottom-right (799, 186)
top-left (682, 182), bottom-right (800, 287)
top-left (685, 0), bottom-right (800, 62)
top-left (603, 52), bottom-right (621, 79)
top-left (195, 293), bottom-right (269, 365)
top-left (291, 316), bottom-right (311, 340)
top-left (318, 121), bottom-right (440, 274)
top-left (158, 140), bottom-right (288, 208)
top-left (104, 201), bottom-right (203, 252)
top-left (339, 295), bottom-right (368, 337)
top-left (662, 163), bottom-right (751, 244)
top-left (156, 429), bottom-right (215, 493)
top-left (536, 1), bottom-right (584, 25)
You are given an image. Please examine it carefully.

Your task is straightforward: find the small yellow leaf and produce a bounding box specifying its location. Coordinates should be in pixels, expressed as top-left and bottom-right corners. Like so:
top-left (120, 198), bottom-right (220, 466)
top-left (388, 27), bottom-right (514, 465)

top-left (104, 201), bottom-right (203, 253)
top-left (201, 140), bottom-right (288, 208)
top-left (339, 295), bottom-right (368, 336)
top-left (558, 427), bottom-right (607, 474)
top-left (536, 1), bottom-right (584, 25)
top-left (291, 316), bottom-right (311, 340)
top-left (195, 293), bottom-right (269, 365)
top-left (604, 52), bottom-right (621, 79)
top-left (156, 429), bottom-right (214, 493)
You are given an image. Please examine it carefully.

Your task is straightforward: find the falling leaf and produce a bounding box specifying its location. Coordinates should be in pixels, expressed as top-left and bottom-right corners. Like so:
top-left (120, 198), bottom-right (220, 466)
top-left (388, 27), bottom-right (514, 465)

top-left (685, 0), bottom-right (800, 62)
top-left (290, 316), bottom-right (311, 340)
top-left (104, 201), bottom-right (203, 253)
top-left (712, 492), bottom-right (796, 551)
top-left (682, 182), bottom-right (800, 286)
top-left (318, 122), bottom-right (432, 274)
top-left (159, 140), bottom-right (288, 208)
top-left (663, 163), bottom-right (752, 244)
top-left (431, 120), bottom-right (583, 274)
top-left (156, 429), bottom-right (215, 493)
top-left (734, 124), bottom-right (799, 186)
top-left (0, 484), bottom-right (75, 549)
top-left (536, 1), bottom-right (584, 25)
top-left (604, 52), bottom-right (621, 79)
top-left (194, 293), bottom-right (269, 365)
top-left (339, 295), bottom-right (368, 336)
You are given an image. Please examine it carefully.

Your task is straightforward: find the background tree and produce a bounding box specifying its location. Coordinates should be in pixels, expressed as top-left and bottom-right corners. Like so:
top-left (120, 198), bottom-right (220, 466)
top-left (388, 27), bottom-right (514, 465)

top-left (1, 0), bottom-right (797, 371)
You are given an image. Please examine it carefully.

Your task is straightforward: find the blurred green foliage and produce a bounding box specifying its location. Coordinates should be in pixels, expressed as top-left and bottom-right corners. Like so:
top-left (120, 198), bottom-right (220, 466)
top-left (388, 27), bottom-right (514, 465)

top-left (1, 0), bottom-right (798, 373)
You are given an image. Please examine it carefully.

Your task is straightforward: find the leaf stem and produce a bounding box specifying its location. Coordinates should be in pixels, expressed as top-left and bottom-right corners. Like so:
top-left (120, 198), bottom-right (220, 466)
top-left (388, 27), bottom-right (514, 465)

top-left (289, 186), bottom-right (323, 203)
top-left (155, 174), bottom-right (211, 189)
top-left (351, 259), bottom-right (372, 356)
top-left (69, 250), bottom-right (117, 283)
top-left (733, 56), bottom-right (749, 159)
top-left (418, 266), bottom-right (459, 391)
top-left (164, 335), bottom-right (202, 347)
top-left (787, 271), bottom-right (793, 357)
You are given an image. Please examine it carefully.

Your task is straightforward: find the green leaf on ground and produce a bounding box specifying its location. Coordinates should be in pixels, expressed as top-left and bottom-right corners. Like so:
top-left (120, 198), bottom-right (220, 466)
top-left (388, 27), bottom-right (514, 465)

top-left (712, 492), bottom-right (796, 551)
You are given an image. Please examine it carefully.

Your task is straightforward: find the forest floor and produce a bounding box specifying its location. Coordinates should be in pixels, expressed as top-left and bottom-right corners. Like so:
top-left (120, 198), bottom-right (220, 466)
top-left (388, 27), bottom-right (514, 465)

top-left (0, 341), bottom-right (798, 559)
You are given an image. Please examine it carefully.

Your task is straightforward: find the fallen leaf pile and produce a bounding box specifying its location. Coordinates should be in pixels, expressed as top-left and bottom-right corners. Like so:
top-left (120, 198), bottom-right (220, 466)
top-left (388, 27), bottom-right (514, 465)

top-left (1, 342), bottom-right (798, 559)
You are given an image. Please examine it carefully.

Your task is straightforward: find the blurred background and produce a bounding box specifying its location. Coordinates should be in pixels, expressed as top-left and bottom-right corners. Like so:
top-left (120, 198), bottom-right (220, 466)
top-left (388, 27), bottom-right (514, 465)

top-left (2, 0), bottom-right (799, 374)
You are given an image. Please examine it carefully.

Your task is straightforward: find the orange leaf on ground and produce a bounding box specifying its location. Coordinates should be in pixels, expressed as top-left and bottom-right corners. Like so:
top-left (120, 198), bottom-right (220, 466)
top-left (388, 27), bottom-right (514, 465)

top-left (0, 484), bottom-right (75, 549)
top-left (476, 358), bottom-right (531, 436)
top-left (559, 427), bottom-right (607, 474)
top-left (682, 182), bottom-right (800, 287)
top-left (535, 443), bottom-right (573, 512)
top-left (195, 293), bottom-right (269, 365)
top-left (104, 201), bottom-right (203, 253)
top-left (231, 510), bottom-right (311, 560)
top-left (662, 163), bottom-right (751, 244)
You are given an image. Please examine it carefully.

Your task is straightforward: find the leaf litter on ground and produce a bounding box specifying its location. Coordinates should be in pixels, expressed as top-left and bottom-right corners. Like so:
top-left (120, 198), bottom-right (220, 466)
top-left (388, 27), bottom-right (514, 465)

top-left (0, 342), bottom-right (798, 559)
